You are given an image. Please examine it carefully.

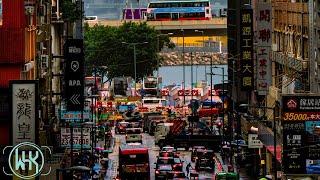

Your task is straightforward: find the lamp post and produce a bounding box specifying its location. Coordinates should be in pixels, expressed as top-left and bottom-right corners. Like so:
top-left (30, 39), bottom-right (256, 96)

top-left (122, 41), bottom-right (148, 95)
top-left (195, 30), bottom-right (205, 82)
top-left (157, 33), bottom-right (173, 96)
top-left (181, 29), bottom-right (186, 105)
top-left (212, 66), bottom-right (225, 139)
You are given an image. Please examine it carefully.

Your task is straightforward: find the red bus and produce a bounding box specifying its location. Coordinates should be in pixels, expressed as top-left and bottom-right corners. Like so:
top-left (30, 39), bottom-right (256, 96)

top-left (119, 144), bottom-right (150, 180)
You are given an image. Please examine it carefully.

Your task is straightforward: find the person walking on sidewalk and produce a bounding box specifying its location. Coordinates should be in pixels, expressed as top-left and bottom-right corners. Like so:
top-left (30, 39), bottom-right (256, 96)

top-left (186, 162), bottom-right (192, 177)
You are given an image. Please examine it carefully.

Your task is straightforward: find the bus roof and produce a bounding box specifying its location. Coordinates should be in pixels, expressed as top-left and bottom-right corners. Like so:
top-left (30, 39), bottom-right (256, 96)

top-left (120, 145), bottom-right (148, 155)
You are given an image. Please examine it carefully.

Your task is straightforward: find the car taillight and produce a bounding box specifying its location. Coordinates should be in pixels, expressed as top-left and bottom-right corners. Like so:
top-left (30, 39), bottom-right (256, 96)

top-left (155, 170), bottom-right (160, 174)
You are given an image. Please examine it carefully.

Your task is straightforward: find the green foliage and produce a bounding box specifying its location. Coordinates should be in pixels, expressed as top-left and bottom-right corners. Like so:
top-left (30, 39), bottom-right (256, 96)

top-left (84, 22), bottom-right (174, 81)
top-left (61, 0), bottom-right (83, 22)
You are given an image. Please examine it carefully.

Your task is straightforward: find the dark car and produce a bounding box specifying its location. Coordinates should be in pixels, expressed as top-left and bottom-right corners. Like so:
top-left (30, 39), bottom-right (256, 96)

top-left (159, 151), bottom-right (175, 158)
top-left (191, 146), bottom-right (206, 162)
top-left (155, 164), bottom-right (173, 180)
top-left (167, 171), bottom-right (187, 180)
top-left (115, 122), bottom-right (129, 134)
top-left (172, 158), bottom-right (183, 171)
top-left (156, 157), bottom-right (175, 169)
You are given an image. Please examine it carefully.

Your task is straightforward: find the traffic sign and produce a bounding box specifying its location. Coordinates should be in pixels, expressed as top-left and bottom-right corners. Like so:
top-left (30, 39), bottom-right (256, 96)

top-left (64, 39), bottom-right (84, 111)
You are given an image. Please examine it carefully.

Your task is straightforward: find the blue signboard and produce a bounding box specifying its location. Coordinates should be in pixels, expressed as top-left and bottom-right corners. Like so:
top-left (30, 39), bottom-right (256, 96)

top-left (152, 7), bottom-right (205, 13)
top-left (60, 110), bottom-right (91, 121)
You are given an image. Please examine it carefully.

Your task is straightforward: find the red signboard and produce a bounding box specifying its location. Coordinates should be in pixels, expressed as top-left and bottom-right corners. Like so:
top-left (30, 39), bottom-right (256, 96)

top-left (178, 90), bottom-right (199, 96)
top-left (161, 90), bottom-right (169, 96)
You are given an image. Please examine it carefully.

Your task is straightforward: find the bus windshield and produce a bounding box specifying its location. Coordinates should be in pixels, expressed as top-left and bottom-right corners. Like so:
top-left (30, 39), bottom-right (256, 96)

top-left (143, 100), bottom-right (160, 104)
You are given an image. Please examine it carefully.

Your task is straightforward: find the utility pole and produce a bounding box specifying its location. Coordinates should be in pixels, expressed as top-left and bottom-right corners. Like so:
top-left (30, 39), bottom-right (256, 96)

top-left (181, 29), bottom-right (186, 105)
top-left (191, 52), bottom-right (193, 100)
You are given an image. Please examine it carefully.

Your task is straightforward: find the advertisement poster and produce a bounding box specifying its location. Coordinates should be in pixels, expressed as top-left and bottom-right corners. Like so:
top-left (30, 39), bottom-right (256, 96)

top-left (282, 95), bottom-right (320, 174)
top-left (60, 127), bottom-right (91, 149)
top-left (283, 121), bottom-right (305, 174)
top-left (10, 81), bottom-right (38, 145)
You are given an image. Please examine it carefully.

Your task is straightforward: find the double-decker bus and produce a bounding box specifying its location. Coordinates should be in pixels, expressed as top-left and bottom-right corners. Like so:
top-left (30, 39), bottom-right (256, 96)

top-left (142, 76), bottom-right (159, 96)
top-left (123, 8), bottom-right (147, 20)
top-left (146, 0), bottom-right (211, 21)
top-left (119, 144), bottom-right (150, 180)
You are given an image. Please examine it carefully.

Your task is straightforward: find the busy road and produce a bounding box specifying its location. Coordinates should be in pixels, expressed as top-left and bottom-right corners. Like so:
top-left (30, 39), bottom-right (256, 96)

top-left (106, 130), bottom-right (220, 179)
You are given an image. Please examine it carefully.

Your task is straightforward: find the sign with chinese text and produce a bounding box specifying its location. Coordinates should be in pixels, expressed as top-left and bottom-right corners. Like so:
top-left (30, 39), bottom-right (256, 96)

top-left (64, 39), bottom-right (84, 111)
top-left (282, 95), bottom-right (320, 120)
top-left (60, 127), bottom-right (91, 149)
top-left (10, 81), bottom-right (38, 145)
top-left (256, 2), bottom-right (272, 95)
top-left (282, 95), bottom-right (320, 174)
top-left (240, 8), bottom-right (254, 90)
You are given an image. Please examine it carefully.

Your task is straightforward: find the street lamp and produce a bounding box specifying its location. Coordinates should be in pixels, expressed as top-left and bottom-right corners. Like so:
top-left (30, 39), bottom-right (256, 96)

top-left (212, 66), bottom-right (225, 138)
top-left (157, 33), bottom-right (173, 96)
top-left (181, 29), bottom-right (186, 105)
top-left (122, 41), bottom-right (148, 95)
top-left (195, 30), bottom-right (205, 82)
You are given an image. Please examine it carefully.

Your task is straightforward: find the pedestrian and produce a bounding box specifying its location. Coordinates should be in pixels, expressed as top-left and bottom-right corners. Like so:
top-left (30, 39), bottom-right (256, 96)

top-left (186, 162), bottom-right (192, 177)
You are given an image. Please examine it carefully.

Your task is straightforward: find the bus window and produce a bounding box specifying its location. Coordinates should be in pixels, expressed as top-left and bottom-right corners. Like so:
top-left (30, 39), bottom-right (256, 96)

top-left (156, 13), bottom-right (171, 19)
top-left (144, 100), bottom-right (160, 104)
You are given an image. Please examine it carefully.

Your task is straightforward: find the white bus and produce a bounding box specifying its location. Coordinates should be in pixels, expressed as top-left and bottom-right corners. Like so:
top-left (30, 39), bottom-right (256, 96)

top-left (142, 97), bottom-right (167, 110)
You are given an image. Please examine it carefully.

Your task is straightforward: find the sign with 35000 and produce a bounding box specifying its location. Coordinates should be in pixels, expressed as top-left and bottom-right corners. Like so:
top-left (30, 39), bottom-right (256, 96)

top-left (283, 112), bottom-right (320, 121)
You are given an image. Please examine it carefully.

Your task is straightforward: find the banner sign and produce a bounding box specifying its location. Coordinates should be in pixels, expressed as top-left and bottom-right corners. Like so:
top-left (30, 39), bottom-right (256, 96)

top-left (64, 39), bottom-right (84, 111)
top-left (60, 111), bottom-right (91, 121)
top-left (256, 2), bottom-right (272, 95)
top-left (282, 95), bottom-right (320, 174)
top-left (10, 80), bottom-right (38, 145)
top-left (178, 90), bottom-right (199, 96)
top-left (60, 127), bottom-right (91, 149)
top-left (240, 8), bottom-right (254, 90)
top-left (282, 95), bottom-right (320, 120)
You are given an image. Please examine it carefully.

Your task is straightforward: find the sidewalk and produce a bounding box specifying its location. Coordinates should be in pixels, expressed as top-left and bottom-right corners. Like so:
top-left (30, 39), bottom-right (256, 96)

top-left (215, 153), bottom-right (251, 179)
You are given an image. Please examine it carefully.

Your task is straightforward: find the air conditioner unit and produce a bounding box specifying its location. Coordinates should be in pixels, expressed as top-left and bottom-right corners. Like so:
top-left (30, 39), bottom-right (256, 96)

top-left (41, 55), bottom-right (49, 69)
top-left (272, 44), bottom-right (278, 51)
top-left (23, 62), bottom-right (34, 72)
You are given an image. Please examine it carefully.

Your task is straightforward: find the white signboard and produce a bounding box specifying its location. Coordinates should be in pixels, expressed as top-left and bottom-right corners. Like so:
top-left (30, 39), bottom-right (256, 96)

top-left (256, 2), bottom-right (272, 95)
top-left (60, 127), bottom-right (91, 149)
top-left (11, 81), bottom-right (37, 145)
top-left (248, 134), bottom-right (263, 148)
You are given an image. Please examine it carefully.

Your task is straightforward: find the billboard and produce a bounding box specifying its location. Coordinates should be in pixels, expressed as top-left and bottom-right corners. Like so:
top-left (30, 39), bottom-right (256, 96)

top-left (240, 8), bottom-right (254, 90)
top-left (282, 95), bottom-right (320, 174)
top-left (10, 80), bottom-right (38, 145)
top-left (64, 39), bottom-right (84, 111)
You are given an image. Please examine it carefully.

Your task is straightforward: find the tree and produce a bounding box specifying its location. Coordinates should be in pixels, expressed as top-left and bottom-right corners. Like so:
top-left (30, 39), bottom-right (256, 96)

top-left (84, 22), bottom-right (174, 81)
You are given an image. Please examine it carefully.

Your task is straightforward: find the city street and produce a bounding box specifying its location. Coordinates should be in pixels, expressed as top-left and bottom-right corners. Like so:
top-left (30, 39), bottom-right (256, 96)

top-left (105, 127), bottom-right (221, 179)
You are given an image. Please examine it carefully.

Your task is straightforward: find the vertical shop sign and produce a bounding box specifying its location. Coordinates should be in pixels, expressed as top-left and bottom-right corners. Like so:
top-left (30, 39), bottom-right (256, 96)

top-left (240, 8), bottom-right (254, 90)
top-left (64, 39), bottom-right (84, 111)
top-left (256, 2), bottom-right (272, 95)
top-left (10, 80), bottom-right (38, 145)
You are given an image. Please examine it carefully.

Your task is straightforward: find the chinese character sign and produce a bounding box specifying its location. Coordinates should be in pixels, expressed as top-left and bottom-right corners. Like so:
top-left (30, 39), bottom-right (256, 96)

top-left (10, 81), bottom-right (38, 145)
top-left (240, 8), bottom-right (254, 90)
top-left (256, 3), bottom-right (272, 95)
top-left (282, 95), bottom-right (320, 174)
